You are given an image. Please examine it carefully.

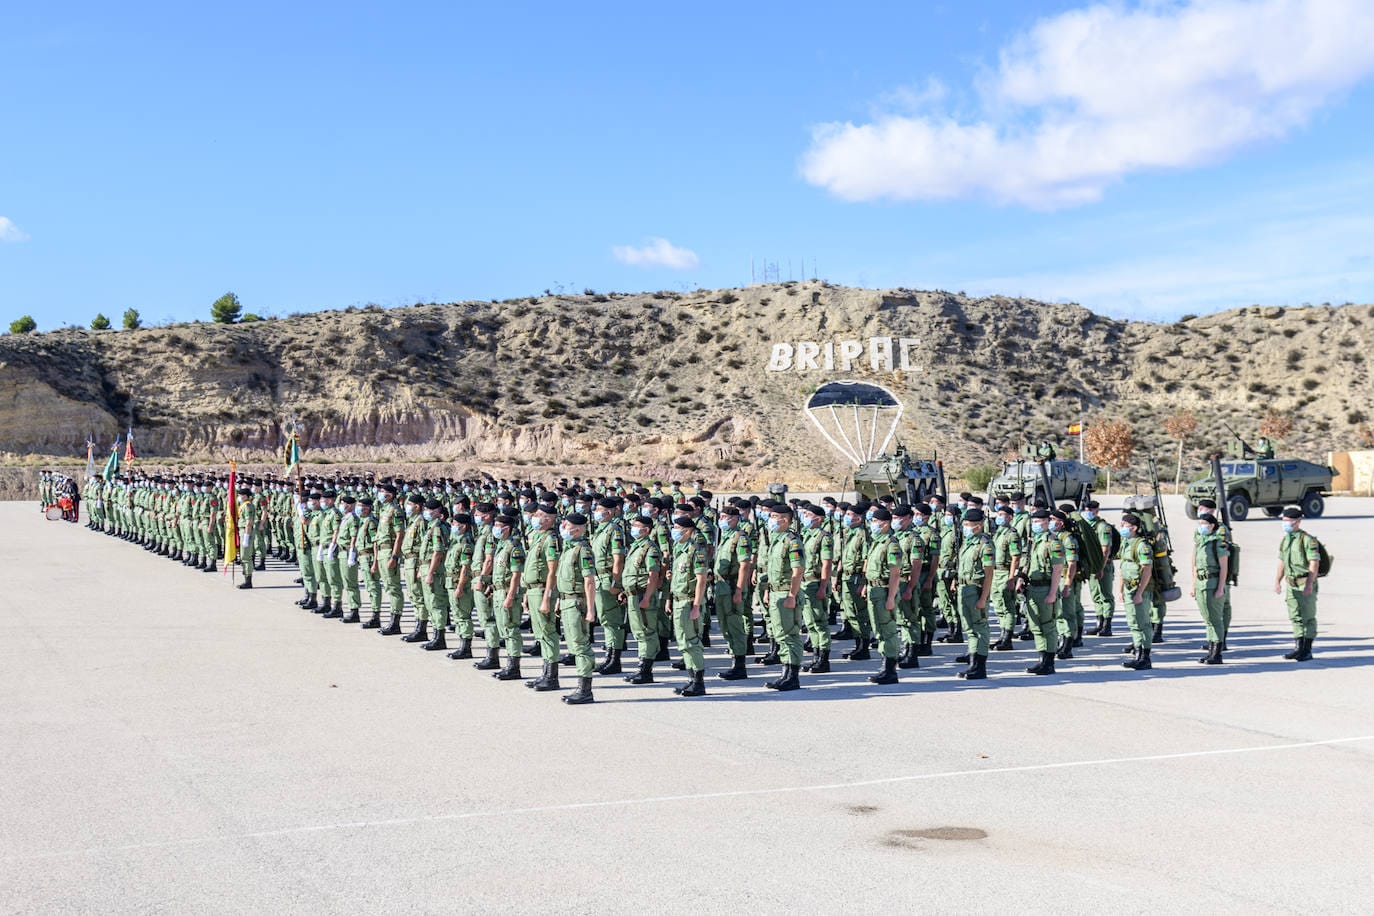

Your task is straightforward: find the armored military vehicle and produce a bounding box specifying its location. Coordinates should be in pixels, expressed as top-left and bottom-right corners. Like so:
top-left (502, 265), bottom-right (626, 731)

top-left (853, 444), bottom-right (940, 503)
top-left (1184, 457), bottom-right (1336, 521)
top-left (988, 457), bottom-right (1098, 504)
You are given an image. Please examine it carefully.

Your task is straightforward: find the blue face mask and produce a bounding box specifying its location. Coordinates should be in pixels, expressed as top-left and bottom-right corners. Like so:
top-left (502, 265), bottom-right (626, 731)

top-left (353, 507), bottom-right (362, 517)
top-left (1082, 511), bottom-right (1096, 521)
top-left (1282, 522), bottom-right (1295, 534)
top-left (670, 528), bottom-right (684, 543)
top-left (1118, 526), bottom-right (1132, 537)
top-left (404, 505), bottom-right (414, 517)
top-left (630, 527), bottom-right (647, 541)
top-left (640, 507), bottom-right (652, 517)
top-left (868, 521), bottom-right (882, 535)
top-left (766, 518), bottom-right (780, 532)
top-left (1197, 524), bottom-right (1211, 535)
top-left (718, 518), bottom-right (734, 531)
top-left (994, 516), bottom-right (1007, 527)
top-left (962, 525), bottom-right (974, 538)
top-left (561, 498), bottom-right (572, 507)
top-left (843, 516), bottom-right (858, 528)
top-left (1031, 522), bottom-right (1045, 535)
top-left (422, 511), bottom-right (432, 522)
top-left (493, 527), bottom-right (508, 540)
top-left (593, 510), bottom-right (606, 523)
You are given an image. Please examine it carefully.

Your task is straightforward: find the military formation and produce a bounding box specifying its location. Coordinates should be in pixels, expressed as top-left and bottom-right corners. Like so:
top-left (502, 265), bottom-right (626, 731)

top-left (66, 469), bottom-right (1331, 702)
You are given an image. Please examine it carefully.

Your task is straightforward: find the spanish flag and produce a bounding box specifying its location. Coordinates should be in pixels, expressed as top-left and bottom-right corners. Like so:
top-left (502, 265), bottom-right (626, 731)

top-left (284, 431), bottom-right (301, 474)
top-left (223, 460), bottom-right (239, 568)
top-left (124, 427), bottom-right (136, 461)
top-left (1067, 422), bottom-right (1082, 436)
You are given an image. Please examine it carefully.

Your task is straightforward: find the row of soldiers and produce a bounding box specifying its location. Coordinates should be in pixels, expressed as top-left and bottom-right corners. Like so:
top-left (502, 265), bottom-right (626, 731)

top-left (73, 470), bottom-right (1326, 701)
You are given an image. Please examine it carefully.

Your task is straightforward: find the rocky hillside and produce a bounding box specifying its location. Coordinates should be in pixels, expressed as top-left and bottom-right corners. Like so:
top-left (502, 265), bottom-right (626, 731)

top-left (2, 282), bottom-right (1370, 488)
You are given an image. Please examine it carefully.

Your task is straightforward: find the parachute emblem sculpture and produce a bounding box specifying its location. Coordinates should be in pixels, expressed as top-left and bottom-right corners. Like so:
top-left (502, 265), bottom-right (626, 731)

top-left (803, 380), bottom-right (903, 466)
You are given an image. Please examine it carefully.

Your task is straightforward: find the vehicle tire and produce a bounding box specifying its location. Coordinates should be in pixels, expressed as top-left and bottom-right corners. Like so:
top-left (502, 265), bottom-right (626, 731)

top-left (1183, 501), bottom-right (1198, 520)
top-left (1226, 492), bottom-right (1250, 522)
top-left (1301, 491), bottom-right (1325, 518)
top-left (1263, 507), bottom-right (1283, 518)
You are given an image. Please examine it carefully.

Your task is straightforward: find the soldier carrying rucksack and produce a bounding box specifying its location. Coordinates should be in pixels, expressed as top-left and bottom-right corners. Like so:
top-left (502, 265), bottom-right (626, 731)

top-left (1274, 506), bottom-right (1330, 662)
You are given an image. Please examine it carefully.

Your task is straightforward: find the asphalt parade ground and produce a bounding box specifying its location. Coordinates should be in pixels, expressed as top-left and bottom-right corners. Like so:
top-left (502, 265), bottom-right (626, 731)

top-left (3, 495), bottom-right (1373, 915)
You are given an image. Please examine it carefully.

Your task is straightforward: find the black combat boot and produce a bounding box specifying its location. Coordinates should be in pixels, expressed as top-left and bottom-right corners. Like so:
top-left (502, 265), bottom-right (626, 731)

top-left (558, 653), bottom-right (575, 667)
top-left (321, 599), bottom-right (342, 620)
top-left (755, 647), bottom-right (782, 666)
top-left (535, 664), bottom-right (563, 691)
top-left (807, 649), bottom-right (832, 674)
top-left (1073, 624), bottom-right (1084, 648)
top-left (1026, 652), bottom-right (1048, 675)
top-left (1283, 638), bottom-right (1303, 660)
top-left (473, 647), bottom-right (501, 669)
top-left (868, 657), bottom-right (899, 685)
top-left (401, 620), bottom-right (428, 642)
top-left (843, 637), bottom-right (871, 662)
top-left (717, 656), bottom-right (748, 680)
top-left (1055, 635), bottom-right (1074, 660)
top-left (1152, 621), bottom-right (1165, 643)
top-left (915, 631), bottom-right (934, 657)
top-left (773, 664), bottom-right (801, 692)
top-left (447, 637), bottom-right (473, 659)
top-left (959, 654), bottom-right (989, 680)
top-left (422, 629), bottom-right (447, 651)
top-left (896, 644), bottom-right (917, 670)
top-left (341, 608), bottom-right (360, 624)
top-left (299, 594), bottom-right (318, 610)
top-left (494, 657), bottom-right (523, 681)
top-left (1201, 643), bottom-right (1223, 665)
top-left (1293, 637), bottom-right (1313, 662)
top-left (1123, 647), bottom-right (1152, 670)
top-left (315, 597), bottom-right (333, 615)
top-left (701, 627), bottom-right (711, 648)
top-left (237, 580), bottom-right (252, 590)
top-left (991, 633), bottom-right (1014, 651)
top-left (1097, 618), bottom-right (1113, 637)
top-left (675, 669), bottom-right (707, 696)
top-left (361, 611), bottom-right (381, 629)
top-left (379, 613), bottom-right (402, 635)
top-left (833, 620), bottom-right (856, 640)
top-left (625, 657), bottom-right (655, 684)
top-left (1016, 623), bottom-right (1034, 641)
top-left (562, 676), bottom-right (595, 704)
top-left (595, 648), bottom-right (622, 676)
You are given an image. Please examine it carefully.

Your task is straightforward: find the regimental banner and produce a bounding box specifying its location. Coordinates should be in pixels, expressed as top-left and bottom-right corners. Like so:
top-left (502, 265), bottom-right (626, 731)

top-left (767, 336), bottom-right (922, 373)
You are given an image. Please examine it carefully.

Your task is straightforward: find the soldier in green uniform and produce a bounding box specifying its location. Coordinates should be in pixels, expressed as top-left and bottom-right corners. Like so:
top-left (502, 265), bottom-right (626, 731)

top-left (1117, 513), bottom-right (1155, 670)
top-left (520, 504), bottom-right (561, 687)
top-left (397, 494), bottom-right (429, 640)
top-left (296, 491), bottom-right (322, 610)
top-left (989, 505), bottom-right (1022, 651)
top-left (859, 507), bottom-right (903, 685)
top-left (1051, 509), bottom-right (1081, 660)
top-left (1195, 498), bottom-right (1232, 648)
top-left (911, 504), bottom-right (938, 656)
top-left (836, 504), bottom-right (871, 661)
top-left (374, 486), bottom-right (407, 633)
top-left (418, 500), bottom-right (451, 651)
top-left (1190, 513), bottom-right (1230, 664)
top-left (954, 508), bottom-right (995, 679)
top-left (484, 514), bottom-right (526, 678)
top-left (235, 484), bottom-right (259, 590)
top-left (553, 513), bottom-right (599, 705)
top-left (330, 495), bottom-right (362, 621)
top-left (713, 506), bottom-right (754, 680)
top-left (354, 497), bottom-right (384, 627)
top-left (315, 491), bottom-right (341, 614)
top-left (591, 497), bottom-right (628, 675)
top-left (670, 514), bottom-right (711, 696)
top-left (1023, 510), bottom-right (1064, 675)
top-left (794, 504), bottom-right (833, 675)
top-left (620, 513), bottom-right (664, 684)
top-left (1275, 506), bottom-right (1320, 662)
top-left (1082, 501), bottom-right (1116, 636)
top-left (445, 512), bottom-right (476, 659)
top-left (469, 502), bottom-right (498, 659)
top-left (890, 505), bottom-right (920, 669)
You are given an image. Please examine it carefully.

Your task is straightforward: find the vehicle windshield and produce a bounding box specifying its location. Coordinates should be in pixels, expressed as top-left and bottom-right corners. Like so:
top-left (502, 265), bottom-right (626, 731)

top-left (1001, 461), bottom-right (1037, 476)
top-left (1220, 462), bottom-right (1255, 475)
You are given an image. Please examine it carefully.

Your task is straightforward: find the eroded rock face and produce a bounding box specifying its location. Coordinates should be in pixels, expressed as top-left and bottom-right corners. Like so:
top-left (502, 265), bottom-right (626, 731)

top-left (2, 283), bottom-right (1370, 484)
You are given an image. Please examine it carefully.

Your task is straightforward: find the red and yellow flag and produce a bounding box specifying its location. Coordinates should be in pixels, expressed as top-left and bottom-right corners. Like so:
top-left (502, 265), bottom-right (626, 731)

top-left (1067, 422), bottom-right (1082, 436)
top-left (223, 460), bottom-right (239, 567)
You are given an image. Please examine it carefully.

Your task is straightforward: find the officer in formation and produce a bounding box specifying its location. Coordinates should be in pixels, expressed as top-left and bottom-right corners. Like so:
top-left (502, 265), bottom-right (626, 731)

top-left (66, 469), bottom-right (1330, 694)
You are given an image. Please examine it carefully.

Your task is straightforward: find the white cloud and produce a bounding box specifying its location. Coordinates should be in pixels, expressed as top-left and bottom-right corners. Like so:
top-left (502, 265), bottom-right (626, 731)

top-left (802, 0), bottom-right (1374, 208)
top-left (611, 237), bottom-right (700, 270)
top-left (0, 216), bottom-right (28, 242)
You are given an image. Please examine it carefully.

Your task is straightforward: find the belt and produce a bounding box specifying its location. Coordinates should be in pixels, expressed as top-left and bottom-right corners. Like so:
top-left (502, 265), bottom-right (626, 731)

top-left (958, 580), bottom-right (981, 587)
top-left (1028, 577), bottom-right (1050, 586)
top-left (1197, 573), bottom-right (1218, 581)
top-left (1286, 576), bottom-right (1309, 587)
top-left (866, 579), bottom-right (888, 587)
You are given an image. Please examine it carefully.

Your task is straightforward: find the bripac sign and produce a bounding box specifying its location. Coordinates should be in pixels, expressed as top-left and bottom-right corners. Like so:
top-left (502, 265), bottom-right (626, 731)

top-left (767, 337), bottom-right (922, 373)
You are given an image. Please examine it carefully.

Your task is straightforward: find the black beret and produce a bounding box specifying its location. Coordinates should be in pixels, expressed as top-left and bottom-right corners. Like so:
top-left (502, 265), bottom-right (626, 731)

top-left (309, 491), bottom-right (323, 499)
top-left (452, 512), bottom-right (473, 525)
top-left (406, 493), bottom-right (425, 505)
top-left (519, 488), bottom-right (537, 499)
top-left (597, 497), bottom-right (620, 509)
top-left (565, 512), bottom-right (589, 526)
top-left (914, 504), bottom-right (932, 517)
top-left (1281, 506), bottom-right (1302, 519)
top-left (424, 498), bottom-right (443, 511)
top-left (892, 504), bottom-right (913, 518)
top-left (1032, 509), bottom-right (1052, 519)
top-left (1010, 492), bottom-right (1027, 501)
top-left (322, 489), bottom-right (337, 499)
top-left (1085, 500), bottom-right (1101, 510)
top-left (1197, 513), bottom-right (1217, 527)
top-left (1198, 498), bottom-right (1217, 509)
top-left (699, 489), bottom-right (712, 499)
top-left (770, 503), bottom-right (794, 516)
top-left (675, 503), bottom-right (695, 514)
top-left (964, 508), bottom-right (986, 522)
top-left (340, 494), bottom-right (356, 505)
top-left (1058, 503), bottom-right (1076, 513)
top-left (672, 515), bottom-right (696, 528)
top-left (474, 501), bottom-right (496, 513)
top-left (720, 506), bottom-right (740, 517)
top-left (870, 507), bottom-right (892, 521)
top-left (1121, 513), bottom-right (1141, 527)
top-left (1050, 510), bottom-right (1069, 522)
top-left (536, 503), bottom-right (558, 515)
top-left (359, 497), bottom-right (374, 507)
top-left (495, 514), bottom-right (518, 527)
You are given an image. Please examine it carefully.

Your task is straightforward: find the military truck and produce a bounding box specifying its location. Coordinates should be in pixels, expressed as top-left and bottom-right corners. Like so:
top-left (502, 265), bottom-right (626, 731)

top-left (988, 458), bottom-right (1098, 504)
top-left (1183, 457), bottom-right (1337, 521)
top-left (853, 444), bottom-right (940, 503)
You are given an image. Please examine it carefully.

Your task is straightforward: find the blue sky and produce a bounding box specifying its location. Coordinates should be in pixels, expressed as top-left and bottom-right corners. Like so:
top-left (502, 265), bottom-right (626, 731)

top-left (2, 0), bottom-right (1373, 329)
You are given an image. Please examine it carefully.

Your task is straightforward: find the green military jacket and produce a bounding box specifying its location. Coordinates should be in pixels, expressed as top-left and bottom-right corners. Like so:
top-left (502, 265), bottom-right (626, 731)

top-left (801, 524), bottom-right (833, 584)
top-left (591, 519), bottom-right (626, 589)
top-left (556, 536), bottom-right (595, 599)
top-left (958, 532), bottom-right (994, 586)
top-left (1027, 530), bottom-right (1065, 584)
top-left (622, 536), bottom-right (662, 594)
top-left (523, 528), bottom-right (559, 589)
top-left (671, 534), bottom-right (710, 600)
top-left (862, 529), bottom-right (900, 586)
top-left (492, 534), bottom-right (523, 590)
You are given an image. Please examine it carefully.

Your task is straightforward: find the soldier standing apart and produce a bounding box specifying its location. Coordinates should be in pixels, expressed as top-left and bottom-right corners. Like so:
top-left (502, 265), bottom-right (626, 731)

top-left (670, 515), bottom-right (711, 696)
top-left (989, 505), bottom-right (1022, 651)
top-left (236, 483), bottom-right (258, 590)
top-left (859, 507), bottom-right (903, 686)
top-left (1082, 501), bottom-right (1116, 636)
top-left (1117, 513), bottom-right (1155, 671)
top-left (620, 513), bottom-right (664, 684)
top-left (1023, 510), bottom-right (1064, 675)
top-left (1275, 506), bottom-right (1320, 662)
top-left (713, 507), bottom-right (754, 681)
top-left (549, 513), bottom-right (598, 705)
top-left (798, 504), bottom-right (834, 674)
top-left (1191, 513), bottom-right (1230, 664)
top-left (953, 508), bottom-right (995, 679)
